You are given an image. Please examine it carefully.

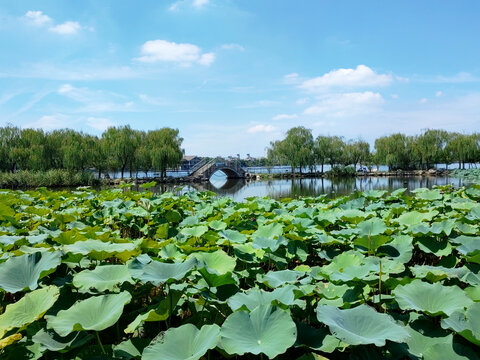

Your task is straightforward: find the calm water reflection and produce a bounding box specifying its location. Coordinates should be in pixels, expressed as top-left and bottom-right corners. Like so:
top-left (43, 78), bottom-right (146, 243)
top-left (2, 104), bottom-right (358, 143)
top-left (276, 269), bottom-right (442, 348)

top-left (149, 174), bottom-right (467, 202)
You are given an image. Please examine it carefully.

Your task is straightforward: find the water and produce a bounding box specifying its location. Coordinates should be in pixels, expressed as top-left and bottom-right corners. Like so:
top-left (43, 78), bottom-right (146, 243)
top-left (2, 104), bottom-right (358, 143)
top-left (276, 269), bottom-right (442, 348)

top-left (143, 172), bottom-right (468, 202)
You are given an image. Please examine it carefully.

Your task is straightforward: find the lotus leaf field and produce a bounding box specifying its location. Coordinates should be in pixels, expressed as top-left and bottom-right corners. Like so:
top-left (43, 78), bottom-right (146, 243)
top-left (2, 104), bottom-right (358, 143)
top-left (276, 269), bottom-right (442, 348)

top-left (0, 185), bottom-right (480, 359)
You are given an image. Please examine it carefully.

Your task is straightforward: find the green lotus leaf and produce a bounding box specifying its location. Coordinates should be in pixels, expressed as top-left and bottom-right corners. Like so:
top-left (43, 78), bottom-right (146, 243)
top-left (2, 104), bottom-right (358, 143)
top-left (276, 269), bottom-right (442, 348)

top-left (179, 225), bottom-right (208, 238)
top-left (416, 236), bottom-right (453, 257)
top-left (397, 210), bottom-right (437, 227)
top-left (423, 342), bottom-right (480, 360)
top-left (46, 291), bottom-right (132, 336)
top-left (356, 218), bottom-right (387, 237)
top-left (136, 257), bottom-right (197, 285)
top-left (316, 304), bottom-right (409, 346)
top-left (114, 338), bottom-right (149, 359)
top-left (209, 220), bottom-right (227, 231)
top-left (442, 302), bottom-right (480, 345)
top-left (410, 265), bottom-right (469, 282)
top-left (0, 235), bottom-right (22, 247)
top-left (377, 234), bottom-right (413, 263)
top-left (252, 223), bottom-right (283, 239)
top-left (62, 239), bottom-right (140, 260)
top-left (72, 265), bottom-right (134, 293)
top-left (354, 235), bottom-right (391, 252)
top-left (219, 229), bottom-right (247, 244)
top-left (194, 250), bottom-right (236, 275)
top-left (251, 236), bottom-right (287, 252)
top-left (220, 304), bottom-right (297, 359)
top-left (415, 188), bottom-right (443, 201)
top-left (0, 286), bottom-right (59, 338)
top-left (404, 315), bottom-right (453, 358)
top-left (451, 236), bottom-right (480, 255)
top-left (260, 270), bottom-right (305, 288)
top-left (0, 252), bottom-right (62, 293)
top-left (31, 329), bottom-right (92, 352)
top-left (227, 285), bottom-right (302, 311)
top-left (393, 280), bottom-right (473, 316)
top-left (142, 324), bottom-right (220, 360)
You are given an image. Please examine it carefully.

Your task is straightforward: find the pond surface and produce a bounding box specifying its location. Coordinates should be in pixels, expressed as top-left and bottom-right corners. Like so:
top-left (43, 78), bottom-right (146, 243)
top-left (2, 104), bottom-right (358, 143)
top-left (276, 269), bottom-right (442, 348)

top-left (147, 173), bottom-right (468, 202)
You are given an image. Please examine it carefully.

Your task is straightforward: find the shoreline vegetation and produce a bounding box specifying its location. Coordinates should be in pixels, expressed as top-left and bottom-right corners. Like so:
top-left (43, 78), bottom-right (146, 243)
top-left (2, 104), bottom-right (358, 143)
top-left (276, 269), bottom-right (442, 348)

top-left (0, 167), bottom-right (472, 189)
top-left (0, 124), bottom-right (479, 188)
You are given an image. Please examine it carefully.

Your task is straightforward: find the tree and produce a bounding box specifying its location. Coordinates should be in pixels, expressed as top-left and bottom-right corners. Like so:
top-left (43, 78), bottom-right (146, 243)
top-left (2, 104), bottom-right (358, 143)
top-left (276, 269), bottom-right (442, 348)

top-left (0, 125), bottom-right (22, 172)
top-left (374, 133), bottom-right (412, 170)
top-left (149, 128), bottom-right (183, 179)
top-left (102, 126), bottom-right (139, 179)
top-left (345, 140), bottom-right (370, 169)
top-left (413, 129), bottom-right (449, 169)
top-left (267, 127), bottom-right (314, 175)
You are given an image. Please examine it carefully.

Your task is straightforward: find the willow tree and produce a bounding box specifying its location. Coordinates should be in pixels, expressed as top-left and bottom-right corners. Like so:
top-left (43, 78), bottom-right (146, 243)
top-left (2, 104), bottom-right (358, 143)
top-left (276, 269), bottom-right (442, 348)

top-left (413, 129), bottom-right (449, 169)
top-left (374, 133), bottom-right (412, 170)
top-left (268, 126), bottom-right (314, 175)
top-left (102, 126), bottom-right (139, 178)
top-left (0, 125), bottom-right (22, 172)
top-left (149, 128), bottom-right (183, 179)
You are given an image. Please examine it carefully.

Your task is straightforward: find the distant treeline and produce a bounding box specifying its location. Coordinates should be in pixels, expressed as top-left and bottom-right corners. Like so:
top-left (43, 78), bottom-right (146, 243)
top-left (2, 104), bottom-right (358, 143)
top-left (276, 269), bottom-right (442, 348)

top-left (268, 127), bottom-right (480, 173)
top-left (0, 125), bottom-right (183, 179)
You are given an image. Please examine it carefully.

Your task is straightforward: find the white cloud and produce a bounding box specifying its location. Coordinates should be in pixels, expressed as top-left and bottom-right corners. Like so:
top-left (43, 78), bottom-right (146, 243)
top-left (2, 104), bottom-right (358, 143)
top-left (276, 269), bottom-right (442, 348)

top-left (221, 43), bottom-right (245, 51)
top-left (198, 52), bottom-right (215, 66)
top-left (139, 94), bottom-right (168, 106)
top-left (168, 2), bottom-right (181, 11)
top-left (435, 91), bottom-right (444, 97)
top-left (300, 65), bottom-right (392, 92)
top-left (434, 72), bottom-right (478, 83)
top-left (419, 98), bottom-right (428, 104)
top-left (391, 94), bottom-right (399, 99)
top-left (86, 117), bottom-right (115, 131)
top-left (303, 91), bottom-right (384, 117)
top-left (135, 40), bottom-right (215, 66)
top-left (193, 0), bottom-right (209, 8)
top-left (23, 10), bottom-right (88, 35)
top-left (272, 114), bottom-right (298, 121)
top-left (25, 115), bottom-right (69, 130)
top-left (49, 21), bottom-right (81, 35)
top-left (247, 124), bottom-right (276, 133)
top-left (283, 72), bottom-right (301, 84)
top-left (24, 11), bottom-right (52, 26)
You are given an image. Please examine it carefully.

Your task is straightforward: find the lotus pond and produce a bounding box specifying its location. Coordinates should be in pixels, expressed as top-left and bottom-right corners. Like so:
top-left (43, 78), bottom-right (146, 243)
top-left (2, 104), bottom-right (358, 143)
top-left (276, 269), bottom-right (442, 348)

top-left (0, 185), bottom-right (480, 359)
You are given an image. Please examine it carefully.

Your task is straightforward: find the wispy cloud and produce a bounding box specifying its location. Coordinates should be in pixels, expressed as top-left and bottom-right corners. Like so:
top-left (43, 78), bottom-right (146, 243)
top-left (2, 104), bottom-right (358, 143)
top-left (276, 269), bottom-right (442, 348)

top-left (247, 124), bottom-right (276, 133)
top-left (23, 10), bottom-right (90, 35)
top-left (303, 91), bottom-right (384, 117)
top-left (272, 114), bottom-right (298, 121)
top-left (300, 65), bottom-right (393, 92)
top-left (221, 43), bottom-right (245, 51)
top-left (135, 39), bottom-right (215, 66)
top-left (24, 10), bottom-right (52, 26)
top-left (86, 117), bottom-right (115, 131)
top-left (25, 114), bottom-right (70, 130)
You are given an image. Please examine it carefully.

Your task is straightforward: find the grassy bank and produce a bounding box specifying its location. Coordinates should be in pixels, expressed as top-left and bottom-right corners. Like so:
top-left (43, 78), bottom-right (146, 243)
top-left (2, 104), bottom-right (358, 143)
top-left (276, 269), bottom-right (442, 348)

top-left (0, 170), bottom-right (102, 188)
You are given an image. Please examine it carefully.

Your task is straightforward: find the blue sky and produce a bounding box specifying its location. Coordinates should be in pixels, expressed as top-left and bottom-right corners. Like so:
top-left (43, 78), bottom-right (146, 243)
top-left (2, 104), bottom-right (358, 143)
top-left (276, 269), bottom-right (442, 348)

top-left (0, 1), bottom-right (479, 157)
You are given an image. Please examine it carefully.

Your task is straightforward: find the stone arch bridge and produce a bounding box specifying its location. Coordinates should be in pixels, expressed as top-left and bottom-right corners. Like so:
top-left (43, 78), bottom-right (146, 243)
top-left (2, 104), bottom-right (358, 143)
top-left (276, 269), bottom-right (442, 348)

top-left (188, 158), bottom-right (246, 180)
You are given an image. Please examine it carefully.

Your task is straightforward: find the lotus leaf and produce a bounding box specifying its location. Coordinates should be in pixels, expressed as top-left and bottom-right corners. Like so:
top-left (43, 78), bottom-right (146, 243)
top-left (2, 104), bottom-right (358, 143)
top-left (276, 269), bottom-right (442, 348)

top-left (0, 286), bottom-right (59, 338)
top-left (220, 304), bottom-right (297, 359)
top-left (227, 285), bottom-right (301, 311)
top-left (0, 252), bottom-right (61, 293)
top-left (252, 223), bottom-right (283, 239)
top-left (316, 304), bottom-right (409, 346)
top-left (142, 324), bottom-right (220, 360)
top-left (194, 250), bottom-right (236, 275)
top-left (442, 302), bottom-right (480, 345)
top-left (136, 257), bottom-right (197, 285)
top-left (393, 280), bottom-right (473, 316)
top-left (72, 265), bottom-right (134, 293)
top-left (46, 291), bottom-right (132, 336)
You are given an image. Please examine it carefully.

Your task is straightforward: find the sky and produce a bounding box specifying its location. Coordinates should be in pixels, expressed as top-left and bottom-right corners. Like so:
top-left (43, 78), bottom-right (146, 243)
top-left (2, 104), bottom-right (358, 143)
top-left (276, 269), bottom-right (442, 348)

top-left (0, 1), bottom-right (479, 157)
